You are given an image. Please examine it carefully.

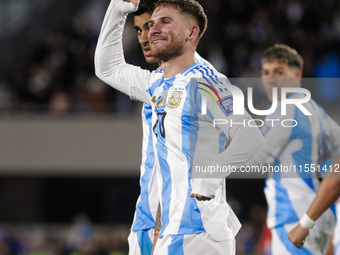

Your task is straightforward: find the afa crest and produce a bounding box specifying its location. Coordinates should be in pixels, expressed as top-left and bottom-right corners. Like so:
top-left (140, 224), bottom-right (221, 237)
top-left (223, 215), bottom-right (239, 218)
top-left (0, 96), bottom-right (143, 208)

top-left (167, 89), bottom-right (184, 109)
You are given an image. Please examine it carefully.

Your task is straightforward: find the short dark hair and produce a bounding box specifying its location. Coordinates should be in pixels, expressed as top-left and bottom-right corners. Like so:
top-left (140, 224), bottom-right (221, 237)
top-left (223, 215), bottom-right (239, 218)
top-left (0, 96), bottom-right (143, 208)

top-left (134, 0), bottom-right (157, 16)
top-left (262, 44), bottom-right (304, 70)
top-left (155, 0), bottom-right (208, 39)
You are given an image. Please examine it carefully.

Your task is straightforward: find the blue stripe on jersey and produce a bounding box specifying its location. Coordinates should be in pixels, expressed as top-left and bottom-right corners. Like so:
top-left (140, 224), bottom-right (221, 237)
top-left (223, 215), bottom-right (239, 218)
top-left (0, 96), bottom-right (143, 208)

top-left (219, 132), bottom-right (227, 153)
top-left (148, 77), bottom-right (164, 97)
top-left (137, 229), bottom-right (153, 255)
top-left (290, 109), bottom-right (314, 190)
top-left (178, 84), bottom-right (205, 234)
top-left (276, 226), bottom-right (312, 254)
top-left (168, 235), bottom-right (184, 255)
top-left (154, 83), bottom-right (173, 237)
top-left (196, 68), bottom-right (218, 86)
top-left (274, 178), bottom-right (299, 226)
top-left (335, 241), bottom-right (340, 255)
top-left (157, 136), bottom-right (172, 237)
top-left (132, 105), bottom-right (156, 231)
top-left (200, 66), bottom-right (220, 84)
top-left (182, 63), bottom-right (200, 76)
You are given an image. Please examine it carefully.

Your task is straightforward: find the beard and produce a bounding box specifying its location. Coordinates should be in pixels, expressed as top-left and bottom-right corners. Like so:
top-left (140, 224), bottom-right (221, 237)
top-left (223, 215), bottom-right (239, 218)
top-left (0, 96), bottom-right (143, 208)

top-left (150, 38), bottom-right (185, 61)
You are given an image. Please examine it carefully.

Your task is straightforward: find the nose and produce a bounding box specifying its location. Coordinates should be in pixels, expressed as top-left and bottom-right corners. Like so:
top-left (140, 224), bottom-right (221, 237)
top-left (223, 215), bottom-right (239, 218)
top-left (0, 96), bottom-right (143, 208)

top-left (262, 72), bottom-right (278, 84)
top-left (149, 22), bottom-right (161, 38)
top-left (139, 30), bottom-right (149, 45)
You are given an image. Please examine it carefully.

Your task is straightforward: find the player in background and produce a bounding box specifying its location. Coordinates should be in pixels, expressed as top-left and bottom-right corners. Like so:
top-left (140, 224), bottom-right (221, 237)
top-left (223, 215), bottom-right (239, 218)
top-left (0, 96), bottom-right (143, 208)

top-left (94, 0), bottom-right (263, 253)
top-left (287, 158), bottom-right (340, 251)
top-left (127, 2), bottom-right (159, 254)
top-left (129, 0), bottom-right (226, 254)
top-left (248, 44), bottom-right (340, 254)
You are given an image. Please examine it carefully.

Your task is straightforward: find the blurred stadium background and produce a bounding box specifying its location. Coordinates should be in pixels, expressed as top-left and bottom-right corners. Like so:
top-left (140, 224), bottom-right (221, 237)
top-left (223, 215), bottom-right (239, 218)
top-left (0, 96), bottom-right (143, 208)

top-left (0, 0), bottom-right (339, 254)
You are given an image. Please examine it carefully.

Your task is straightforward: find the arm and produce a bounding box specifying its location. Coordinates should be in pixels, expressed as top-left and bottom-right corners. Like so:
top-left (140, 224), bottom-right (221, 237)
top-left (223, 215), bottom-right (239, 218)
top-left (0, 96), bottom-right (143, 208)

top-left (94, 0), bottom-right (152, 104)
top-left (191, 81), bottom-right (264, 198)
top-left (288, 159), bottom-right (340, 248)
top-left (246, 106), bottom-right (295, 167)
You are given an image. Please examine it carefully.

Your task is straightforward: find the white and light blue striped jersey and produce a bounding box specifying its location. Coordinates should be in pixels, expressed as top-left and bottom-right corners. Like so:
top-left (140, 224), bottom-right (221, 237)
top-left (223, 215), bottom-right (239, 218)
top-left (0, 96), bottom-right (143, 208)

top-left (252, 93), bottom-right (340, 233)
top-left (95, 0), bottom-right (263, 239)
top-left (132, 103), bottom-right (158, 231)
top-left (131, 53), bottom-right (219, 231)
top-left (131, 63), bottom-right (262, 237)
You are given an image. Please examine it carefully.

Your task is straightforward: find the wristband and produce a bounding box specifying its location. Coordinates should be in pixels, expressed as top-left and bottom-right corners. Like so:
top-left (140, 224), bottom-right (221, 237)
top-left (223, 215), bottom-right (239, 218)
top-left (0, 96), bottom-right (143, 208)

top-left (299, 213), bottom-right (315, 229)
top-left (154, 232), bottom-right (160, 237)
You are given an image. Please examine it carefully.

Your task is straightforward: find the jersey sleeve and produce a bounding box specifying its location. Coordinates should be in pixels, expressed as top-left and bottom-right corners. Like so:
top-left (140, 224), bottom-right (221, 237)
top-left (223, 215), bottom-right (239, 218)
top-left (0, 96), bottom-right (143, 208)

top-left (191, 79), bottom-right (264, 197)
top-left (205, 80), bottom-right (264, 169)
top-left (94, 0), bottom-right (152, 104)
top-left (247, 104), bottom-right (296, 166)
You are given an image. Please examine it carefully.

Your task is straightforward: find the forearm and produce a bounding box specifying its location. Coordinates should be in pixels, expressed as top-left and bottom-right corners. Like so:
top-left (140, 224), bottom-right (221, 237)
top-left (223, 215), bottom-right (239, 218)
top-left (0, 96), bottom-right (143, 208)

top-left (288, 161), bottom-right (340, 248)
top-left (214, 123), bottom-right (264, 170)
top-left (191, 125), bottom-right (264, 198)
top-left (306, 162), bottom-right (340, 220)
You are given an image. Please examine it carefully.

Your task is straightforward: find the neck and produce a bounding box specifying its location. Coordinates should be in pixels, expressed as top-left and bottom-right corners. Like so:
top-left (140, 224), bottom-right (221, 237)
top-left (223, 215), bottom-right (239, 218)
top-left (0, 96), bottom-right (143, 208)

top-left (160, 49), bottom-right (196, 78)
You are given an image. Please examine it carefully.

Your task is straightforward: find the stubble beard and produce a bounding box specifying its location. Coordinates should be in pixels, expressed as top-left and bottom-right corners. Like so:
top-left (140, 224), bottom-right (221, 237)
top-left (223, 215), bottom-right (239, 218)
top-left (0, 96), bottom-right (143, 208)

top-left (151, 39), bottom-right (185, 62)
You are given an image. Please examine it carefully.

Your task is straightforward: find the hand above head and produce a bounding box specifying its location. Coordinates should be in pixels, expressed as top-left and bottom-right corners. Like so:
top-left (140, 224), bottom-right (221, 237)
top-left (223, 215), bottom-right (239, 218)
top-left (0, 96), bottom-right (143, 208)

top-left (118, 0), bottom-right (139, 15)
top-left (288, 224), bottom-right (309, 249)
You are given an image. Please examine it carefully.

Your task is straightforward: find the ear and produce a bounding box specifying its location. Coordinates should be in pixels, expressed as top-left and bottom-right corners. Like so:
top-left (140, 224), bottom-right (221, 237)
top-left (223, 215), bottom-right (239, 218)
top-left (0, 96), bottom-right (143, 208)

top-left (187, 25), bottom-right (200, 42)
top-left (295, 70), bottom-right (303, 78)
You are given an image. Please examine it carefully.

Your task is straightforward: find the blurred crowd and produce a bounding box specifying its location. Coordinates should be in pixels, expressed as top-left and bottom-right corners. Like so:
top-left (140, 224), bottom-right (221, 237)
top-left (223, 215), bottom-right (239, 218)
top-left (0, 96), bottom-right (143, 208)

top-left (0, 214), bottom-right (130, 255)
top-left (0, 0), bottom-right (340, 114)
top-left (0, 205), bottom-right (271, 255)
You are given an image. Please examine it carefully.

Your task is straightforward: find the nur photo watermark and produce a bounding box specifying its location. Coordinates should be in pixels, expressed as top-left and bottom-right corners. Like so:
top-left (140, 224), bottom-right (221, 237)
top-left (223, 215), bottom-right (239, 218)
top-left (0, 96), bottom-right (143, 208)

top-left (190, 77), bottom-right (340, 179)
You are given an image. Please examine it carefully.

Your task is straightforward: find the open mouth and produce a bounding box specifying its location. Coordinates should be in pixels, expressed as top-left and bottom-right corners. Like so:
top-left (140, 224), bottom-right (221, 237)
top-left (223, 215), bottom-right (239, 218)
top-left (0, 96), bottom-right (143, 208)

top-left (152, 39), bottom-right (166, 44)
top-left (143, 47), bottom-right (151, 56)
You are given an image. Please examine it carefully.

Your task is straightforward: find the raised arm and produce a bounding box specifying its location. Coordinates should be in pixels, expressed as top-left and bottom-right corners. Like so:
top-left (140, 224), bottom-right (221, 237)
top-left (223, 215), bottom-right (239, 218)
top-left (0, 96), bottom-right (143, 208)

top-left (94, 0), bottom-right (152, 104)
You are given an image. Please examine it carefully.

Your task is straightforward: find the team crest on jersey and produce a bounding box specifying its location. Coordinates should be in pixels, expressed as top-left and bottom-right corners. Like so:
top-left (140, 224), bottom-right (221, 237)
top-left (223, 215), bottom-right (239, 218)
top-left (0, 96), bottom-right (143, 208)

top-left (167, 88), bottom-right (184, 109)
top-left (155, 90), bottom-right (168, 109)
top-left (220, 95), bottom-right (233, 116)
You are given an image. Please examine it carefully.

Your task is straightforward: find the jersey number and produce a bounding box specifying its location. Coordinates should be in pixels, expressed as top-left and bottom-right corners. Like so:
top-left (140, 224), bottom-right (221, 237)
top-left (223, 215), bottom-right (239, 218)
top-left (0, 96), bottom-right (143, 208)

top-left (153, 112), bottom-right (167, 138)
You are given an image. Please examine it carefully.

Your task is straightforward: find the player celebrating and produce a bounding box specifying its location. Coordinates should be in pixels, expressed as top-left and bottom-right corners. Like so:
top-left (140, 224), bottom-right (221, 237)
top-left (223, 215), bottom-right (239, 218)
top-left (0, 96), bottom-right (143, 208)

top-left (129, 1), bottom-right (227, 254)
top-left (248, 44), bottom-right (340, 254)
top-left (95, 0), bottom-right (263, 253)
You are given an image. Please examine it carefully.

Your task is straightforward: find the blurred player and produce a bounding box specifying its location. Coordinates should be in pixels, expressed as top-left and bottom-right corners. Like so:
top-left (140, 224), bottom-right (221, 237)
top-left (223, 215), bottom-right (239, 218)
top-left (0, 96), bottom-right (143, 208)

top-left (128, 0), bottom-right (227, 254)
top-left (95, 0), bottom-right (263, 253)
top-left (248, 44), bottom-right (340, 254)
top-left (287, 159), bottom-right (340, 251)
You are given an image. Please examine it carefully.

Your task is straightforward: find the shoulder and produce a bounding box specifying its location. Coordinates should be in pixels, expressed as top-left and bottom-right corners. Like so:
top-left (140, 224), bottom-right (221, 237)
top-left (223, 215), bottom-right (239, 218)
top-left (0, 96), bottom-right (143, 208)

top-left (188, 64), bottom-right (226, 80)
